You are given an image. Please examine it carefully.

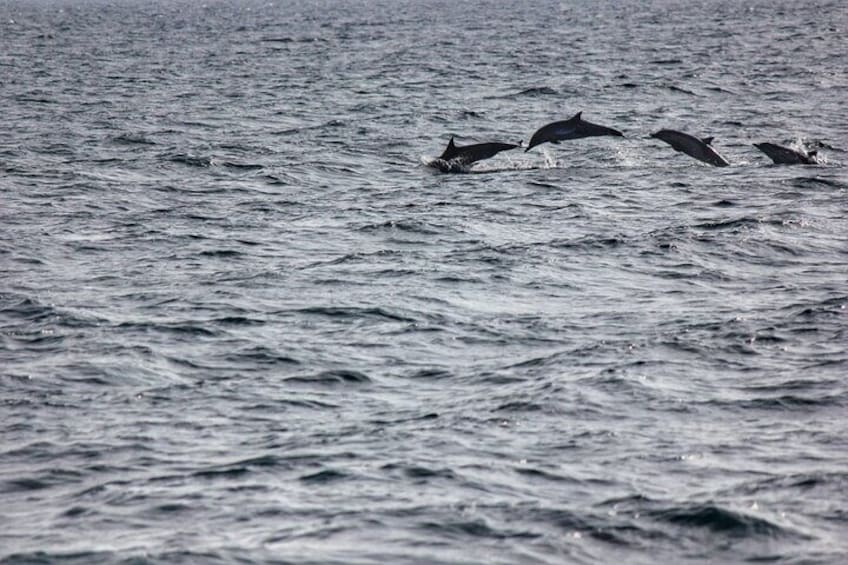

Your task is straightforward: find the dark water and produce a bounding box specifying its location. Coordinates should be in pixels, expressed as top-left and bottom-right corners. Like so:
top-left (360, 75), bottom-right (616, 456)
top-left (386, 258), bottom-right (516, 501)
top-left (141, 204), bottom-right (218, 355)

top-left (2, 0), bottom-right (847, 562)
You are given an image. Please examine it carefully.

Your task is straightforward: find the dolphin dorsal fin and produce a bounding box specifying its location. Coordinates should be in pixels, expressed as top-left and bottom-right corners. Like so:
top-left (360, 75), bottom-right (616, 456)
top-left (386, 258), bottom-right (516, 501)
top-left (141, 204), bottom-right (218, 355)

top-left (572, 111), bottom-right (583, 121)
top-left (439, 136), bottom-right (459, 160)
top-left (702, 136), bottom-right (715, 145)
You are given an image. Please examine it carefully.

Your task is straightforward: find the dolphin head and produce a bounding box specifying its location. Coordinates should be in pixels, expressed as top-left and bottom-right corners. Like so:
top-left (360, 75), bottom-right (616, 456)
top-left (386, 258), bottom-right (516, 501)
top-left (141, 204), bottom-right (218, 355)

top-left (525, 133), bottom-right (551, 152)
top-left (650, 130), bottom-right (672, 142)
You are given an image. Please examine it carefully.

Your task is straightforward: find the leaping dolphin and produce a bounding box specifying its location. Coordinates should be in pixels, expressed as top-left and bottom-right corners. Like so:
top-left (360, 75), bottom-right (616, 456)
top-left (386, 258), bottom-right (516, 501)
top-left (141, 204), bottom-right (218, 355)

top-left (429, 137), bottom-right (520, 172)
top-left (753, 142), bottom-right (818, 165)
top-left (525, 112), bottom-right (624, 152)
top-left (650, 129), bottom-right (730, 167)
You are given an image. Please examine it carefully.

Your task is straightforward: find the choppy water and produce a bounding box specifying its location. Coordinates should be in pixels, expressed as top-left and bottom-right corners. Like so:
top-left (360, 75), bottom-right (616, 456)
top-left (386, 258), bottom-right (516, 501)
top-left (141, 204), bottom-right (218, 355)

top-left (2, 0), bottom-right (847, 563)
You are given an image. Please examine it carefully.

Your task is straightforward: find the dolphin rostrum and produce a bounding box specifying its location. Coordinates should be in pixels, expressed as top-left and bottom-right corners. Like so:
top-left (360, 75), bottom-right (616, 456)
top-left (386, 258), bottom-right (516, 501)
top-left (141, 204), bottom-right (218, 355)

top-left (429, 137), bottom-right (520, 172)
top-left (525, 112), bottom-right (624, 152)
top-left (650, 129), bottom-right (730, 167)
top-left (753, 142), bottom-right (818, 165)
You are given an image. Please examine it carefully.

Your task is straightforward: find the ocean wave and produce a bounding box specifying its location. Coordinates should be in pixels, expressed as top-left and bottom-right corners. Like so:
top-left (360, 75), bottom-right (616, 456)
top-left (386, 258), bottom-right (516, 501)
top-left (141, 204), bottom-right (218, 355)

top-left (649, 504), bottom-right (801, 539)
top-left (285, 369), bottom-right (372, 386)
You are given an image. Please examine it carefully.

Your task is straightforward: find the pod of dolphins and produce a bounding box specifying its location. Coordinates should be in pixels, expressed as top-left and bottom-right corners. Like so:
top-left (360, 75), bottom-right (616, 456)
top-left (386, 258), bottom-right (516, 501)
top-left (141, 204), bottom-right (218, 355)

top-left (428, 111), bottom-right (823, 173)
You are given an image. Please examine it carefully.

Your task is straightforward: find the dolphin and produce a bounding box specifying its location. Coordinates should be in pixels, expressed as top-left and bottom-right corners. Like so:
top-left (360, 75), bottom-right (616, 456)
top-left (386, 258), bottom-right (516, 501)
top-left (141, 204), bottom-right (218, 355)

top-left (525, 112), bottom-right (624, 152)
top-left (753, 142), bottom-right (818, 165)
top-left (429, 137), bottom-right (520, 172)
top-left (650, 129), bottom-right (730, 167)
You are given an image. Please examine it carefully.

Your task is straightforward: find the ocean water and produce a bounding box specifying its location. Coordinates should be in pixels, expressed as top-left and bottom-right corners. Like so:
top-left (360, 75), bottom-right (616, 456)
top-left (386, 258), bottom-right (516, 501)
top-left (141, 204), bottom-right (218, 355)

top-left (2, 0), bottom-right (847, 563)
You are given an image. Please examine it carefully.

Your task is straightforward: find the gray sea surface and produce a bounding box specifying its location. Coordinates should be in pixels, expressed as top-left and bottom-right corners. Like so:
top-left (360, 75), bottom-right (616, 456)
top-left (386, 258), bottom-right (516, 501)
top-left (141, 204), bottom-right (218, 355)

top-left (2, 0), bottom-right (847, 563)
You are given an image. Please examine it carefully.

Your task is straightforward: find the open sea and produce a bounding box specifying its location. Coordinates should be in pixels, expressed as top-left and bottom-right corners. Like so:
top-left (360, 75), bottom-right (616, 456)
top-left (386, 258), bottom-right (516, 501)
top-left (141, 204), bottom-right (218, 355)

top-left (2, 0), bottom-right (847, 563)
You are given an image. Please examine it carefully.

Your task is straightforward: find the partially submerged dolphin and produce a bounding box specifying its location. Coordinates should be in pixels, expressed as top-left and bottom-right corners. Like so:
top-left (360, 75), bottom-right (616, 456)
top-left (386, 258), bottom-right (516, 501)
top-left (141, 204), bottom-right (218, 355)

top-left (429, 137), bottom-right (519, 172)
top-left (753, 142), bottom-right (818, 165)
top-left (650, 129), bottom-right (730, 167)
top-left (525, 112), bottom-right (624, 152)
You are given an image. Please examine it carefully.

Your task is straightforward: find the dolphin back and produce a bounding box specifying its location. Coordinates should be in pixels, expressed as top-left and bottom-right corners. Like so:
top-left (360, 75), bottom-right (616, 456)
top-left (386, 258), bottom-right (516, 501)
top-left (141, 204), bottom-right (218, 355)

top-left (754, 142), bottom-right (816, 165)
top-left (652, 129), bottom-right (730, 167)
top-left (431, 139), bottom-right (519, 172)
top-left (575, 117), bottom-right (624, 139)
top-left (526, 112), bottom-right (623, 151)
